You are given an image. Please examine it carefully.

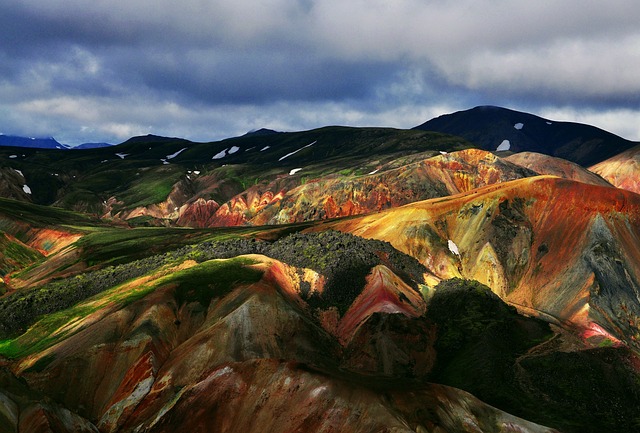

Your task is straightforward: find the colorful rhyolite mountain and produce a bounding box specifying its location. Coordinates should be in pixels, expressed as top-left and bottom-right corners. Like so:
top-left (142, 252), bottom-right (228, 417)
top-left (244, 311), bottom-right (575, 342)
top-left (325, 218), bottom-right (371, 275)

top-left (1, 107), bottom-right (640, 433)
top-left (589, 144), bottom-right (640, 194)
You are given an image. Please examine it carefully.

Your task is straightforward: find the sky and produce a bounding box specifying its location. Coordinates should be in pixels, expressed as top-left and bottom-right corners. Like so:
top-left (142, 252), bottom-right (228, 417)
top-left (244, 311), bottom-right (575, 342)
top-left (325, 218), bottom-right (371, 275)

top-left (1, 0), bottom-right (639, 146)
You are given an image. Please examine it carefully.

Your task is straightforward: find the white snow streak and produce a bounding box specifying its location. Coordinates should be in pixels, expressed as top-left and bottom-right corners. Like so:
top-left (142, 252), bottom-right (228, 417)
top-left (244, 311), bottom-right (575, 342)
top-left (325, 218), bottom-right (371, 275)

top-left (212, 149), bottom-right (227, 159)
top-left (289, 168), bottom-right (303, 175)
top-left (22, 185), bottom-right (32, 194)
top-left (278, 141), bottom-right (316, 161)
top-left (260, 146), bottom-right (270, 151)
top-left (115, 153), bottom-right (129, 159)
top-left (228, 146), bottom-right (240, 154)
top-left (448, 240), bottom-right (459, 256)
top-left (514, 123), bottom-right (524, 130)
top-left (368, 168), bottom-right (380, 175)
top-left (166, 147), bottom-right (187, 159)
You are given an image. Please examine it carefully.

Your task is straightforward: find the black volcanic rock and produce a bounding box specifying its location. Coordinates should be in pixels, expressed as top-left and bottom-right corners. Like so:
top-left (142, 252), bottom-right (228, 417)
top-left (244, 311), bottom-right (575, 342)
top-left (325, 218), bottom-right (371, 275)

top-left (414, 106), bottom-right (638, 166)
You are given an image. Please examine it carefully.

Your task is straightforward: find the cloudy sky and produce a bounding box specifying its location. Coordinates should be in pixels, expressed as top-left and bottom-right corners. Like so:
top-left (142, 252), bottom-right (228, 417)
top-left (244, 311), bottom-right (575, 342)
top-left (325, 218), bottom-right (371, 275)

top-left (1, 0), bottom-right (639, 145)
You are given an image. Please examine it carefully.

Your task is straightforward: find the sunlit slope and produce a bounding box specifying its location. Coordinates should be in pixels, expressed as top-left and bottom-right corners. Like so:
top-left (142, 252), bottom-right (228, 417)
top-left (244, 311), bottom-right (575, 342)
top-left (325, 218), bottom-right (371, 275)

top-left (589, 144), bottom-right (640, 194)
top-left (505, 152), bottom-right (612, 187)
top-left (329, 175), bottom-right (640, 347)
top-left (242, 148), bottom-right (535, 226)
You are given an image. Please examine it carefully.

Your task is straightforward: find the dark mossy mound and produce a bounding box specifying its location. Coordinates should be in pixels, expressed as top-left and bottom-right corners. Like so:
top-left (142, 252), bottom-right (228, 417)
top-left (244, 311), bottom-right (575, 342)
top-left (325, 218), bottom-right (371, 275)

top-left (427, 278), bottom-right (640, 433)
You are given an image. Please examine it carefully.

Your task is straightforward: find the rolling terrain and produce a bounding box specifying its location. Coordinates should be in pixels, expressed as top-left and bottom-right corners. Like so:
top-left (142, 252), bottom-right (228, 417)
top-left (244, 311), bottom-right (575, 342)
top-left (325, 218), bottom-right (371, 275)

top-left (1, 107), bottom-right (640, 432)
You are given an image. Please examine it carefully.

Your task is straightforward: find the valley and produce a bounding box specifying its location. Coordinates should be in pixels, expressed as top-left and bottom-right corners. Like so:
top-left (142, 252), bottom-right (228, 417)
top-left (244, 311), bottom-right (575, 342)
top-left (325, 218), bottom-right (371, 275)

top-left (1, 106), bottom-right (639, 433)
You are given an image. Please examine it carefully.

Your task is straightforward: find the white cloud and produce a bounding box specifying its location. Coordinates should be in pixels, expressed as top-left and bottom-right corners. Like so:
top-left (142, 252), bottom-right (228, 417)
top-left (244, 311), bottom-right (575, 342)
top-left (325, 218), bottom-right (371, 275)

top-left (539, 107), bottom-right (640, 141)
top-left (1, 0), bottom-right (639, 144)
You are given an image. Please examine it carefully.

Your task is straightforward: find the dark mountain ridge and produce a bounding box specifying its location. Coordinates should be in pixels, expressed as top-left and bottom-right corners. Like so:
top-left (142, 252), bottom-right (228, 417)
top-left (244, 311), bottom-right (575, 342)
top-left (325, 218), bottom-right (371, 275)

top-left (414, 105), bottom-right (638, 166)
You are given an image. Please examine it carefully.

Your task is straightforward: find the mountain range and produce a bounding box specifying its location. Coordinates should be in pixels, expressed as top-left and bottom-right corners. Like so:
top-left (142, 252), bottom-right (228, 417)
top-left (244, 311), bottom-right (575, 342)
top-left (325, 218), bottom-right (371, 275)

top-left (1, 106), bottom-right (639, 433)
top-left (0, 134), bottom-right (114, 150)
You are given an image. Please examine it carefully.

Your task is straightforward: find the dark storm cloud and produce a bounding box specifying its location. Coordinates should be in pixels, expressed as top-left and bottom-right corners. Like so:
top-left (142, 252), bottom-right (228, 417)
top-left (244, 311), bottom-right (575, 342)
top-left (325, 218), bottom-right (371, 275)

top-left (1, 0), bottom-right (639, 144)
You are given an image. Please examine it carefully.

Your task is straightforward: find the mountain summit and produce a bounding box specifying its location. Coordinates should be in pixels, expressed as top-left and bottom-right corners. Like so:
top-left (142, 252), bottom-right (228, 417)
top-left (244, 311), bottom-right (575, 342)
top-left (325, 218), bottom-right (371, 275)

top-left (414, 105), bottom-right (637, 166)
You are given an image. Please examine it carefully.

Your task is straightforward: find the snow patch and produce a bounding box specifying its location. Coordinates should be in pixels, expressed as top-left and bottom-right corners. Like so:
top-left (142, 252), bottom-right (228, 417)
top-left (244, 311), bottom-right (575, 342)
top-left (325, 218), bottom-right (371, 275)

top-left (289, 168), bottom-right (302, 175)
top-left (210, 366), bottom-right (234, 380)
top-left (514, 122), bottom-right (524, 130)
top-left (115, 153), bottom-right (129, 159)
top-left (193, 170), bottom-right (200, 175)
top-left (166, 147), bottom-right (187, 159)
top-left (9, 155), bottom-right (17, 159)
top-left (309, 385), bottom-right (328, 398)
top-left (496, 140), bottom-right (511, 151)
top-left (368, 168), bottom-right (379, 175)
top-left (212, 148), bottom-right (227, 159)
top-left (101, 160), bottom-right (108, 163)
top-left (278, 141), bottom-right (316, 161)
top-left (448, 240), bottom-right (459, 256)
top-left (260, 146), bottom-right (270, 151)
top-left (228, 145), bottom-right (240, 154)
top-left (439, 151), bottom-right (448, 155)
top-left (22, 185), bottom-right (32, 194)
top-left (13, 169), bottom-right (23, 177)
top-left (160, 159), bottom-right (170, 165)
top-left (546, 121), bottom-right (552, 125)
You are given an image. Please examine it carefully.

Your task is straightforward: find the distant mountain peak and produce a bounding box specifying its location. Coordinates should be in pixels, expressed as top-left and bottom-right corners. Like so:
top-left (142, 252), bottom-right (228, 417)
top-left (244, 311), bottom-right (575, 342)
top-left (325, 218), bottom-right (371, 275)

top-left (414, 106), bottom-right (636, 166)
top-left (0, 134), bottom-right (67, 150)
top-left (243, 128), bottom-right (280, 137)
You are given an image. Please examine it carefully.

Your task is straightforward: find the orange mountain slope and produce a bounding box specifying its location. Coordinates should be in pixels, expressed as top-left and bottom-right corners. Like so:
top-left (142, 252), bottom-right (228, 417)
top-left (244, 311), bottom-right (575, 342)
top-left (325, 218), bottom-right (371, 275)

top-left (327, 175), bottom-right (640, 347)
